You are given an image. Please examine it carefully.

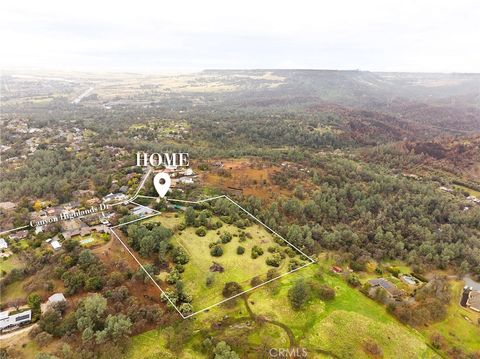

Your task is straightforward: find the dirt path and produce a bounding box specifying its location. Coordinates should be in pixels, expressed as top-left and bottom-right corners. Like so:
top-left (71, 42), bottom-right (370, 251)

top-left (0, 324), bottom-right (36, 340)
top-left (242, 294), bottom-right (341, 358)
top-left (242, 295), bottom-right (296, 348)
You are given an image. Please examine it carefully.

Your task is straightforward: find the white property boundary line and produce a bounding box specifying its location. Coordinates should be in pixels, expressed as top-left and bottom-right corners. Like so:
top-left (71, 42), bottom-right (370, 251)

top-left (112, 194), bottom-right (316, 319)
top-left (109, 228), bottom-right (186, 318)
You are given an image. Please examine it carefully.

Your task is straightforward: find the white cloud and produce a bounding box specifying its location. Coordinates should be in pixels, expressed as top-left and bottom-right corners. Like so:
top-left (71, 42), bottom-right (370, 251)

top-left (1, 0), bottom-right (479, 72)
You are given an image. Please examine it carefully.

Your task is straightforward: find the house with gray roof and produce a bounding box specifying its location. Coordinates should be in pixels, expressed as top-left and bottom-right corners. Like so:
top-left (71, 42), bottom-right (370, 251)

top-left (368, 278), bottom-right (403, 298)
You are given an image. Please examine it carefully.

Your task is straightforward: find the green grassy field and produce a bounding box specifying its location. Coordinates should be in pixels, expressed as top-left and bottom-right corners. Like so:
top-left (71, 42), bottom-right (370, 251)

top-left (128, 262), bottom-right (439, 359)
top-left (172, 218), bottom-right (305, 311)
top-left (247, 264), bottom-right (439, 358)
top-left (420, 280), bottom-right (480, 355)
top-left (125, 325), bottom-right (203, 359)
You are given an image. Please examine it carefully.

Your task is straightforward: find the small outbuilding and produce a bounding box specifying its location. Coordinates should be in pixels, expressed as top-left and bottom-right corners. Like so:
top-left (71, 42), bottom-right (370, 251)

top-left (48, 293), bottom-right (66, 307)
top-left (0, 238), bottom-right (8, 250)
top-left (50, 239), bottom-right (62, 250)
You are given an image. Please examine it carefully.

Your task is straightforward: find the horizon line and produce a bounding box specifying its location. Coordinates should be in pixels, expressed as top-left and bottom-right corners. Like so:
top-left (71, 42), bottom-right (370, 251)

top-left (2, 67), bottom-right (480, 76)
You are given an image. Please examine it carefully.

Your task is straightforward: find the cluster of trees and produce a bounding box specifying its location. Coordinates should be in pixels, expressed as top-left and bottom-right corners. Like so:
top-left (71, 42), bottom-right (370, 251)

top-left (288, 277), bottom-right (335, 310)
top-left (0, 148), bottom-right (117, 202)
top-left (124, 221), bottom-right (172, 258)
top-left (387, 277), bottom-right (451, 327)
top-left (239, 157), bottom-right (480, 274)
top-left (17, 241), bottom-right (166, 357)
top-left (121, 217), bottom-right (198, 314)
top-left (54, 241), bottom-right (106, 295)
top-left (31, 293), bottom-right (132, 354)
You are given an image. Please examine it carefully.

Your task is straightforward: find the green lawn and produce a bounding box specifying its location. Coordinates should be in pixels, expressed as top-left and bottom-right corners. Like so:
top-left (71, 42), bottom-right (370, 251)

top-left (0, 254), bottom-right (22, 277)
top-left (172, 218), bottom-right (304, 311)
top-left (71, 232), bottom-right (109, 248)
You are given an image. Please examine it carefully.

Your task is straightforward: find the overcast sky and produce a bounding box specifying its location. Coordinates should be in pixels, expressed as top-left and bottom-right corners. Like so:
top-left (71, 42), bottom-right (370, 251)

top-left (1, 0), bottom-right (479, 73)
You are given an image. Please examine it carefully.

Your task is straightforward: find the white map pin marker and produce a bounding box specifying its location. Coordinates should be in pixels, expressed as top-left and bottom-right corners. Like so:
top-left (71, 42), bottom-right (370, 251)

top-left (153, 172), bottom-right (171, 198)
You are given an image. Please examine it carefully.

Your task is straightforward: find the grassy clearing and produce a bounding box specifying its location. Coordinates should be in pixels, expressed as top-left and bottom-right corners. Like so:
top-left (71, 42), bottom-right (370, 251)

top-left (453, 184), bottom-right (480, 197)
top-left (129, 261), bottom-right (438, 359)
top-left (125, 328), bottom-right (174, 359)
top-left (71, 232), bottom-right (109, 248)
top-left (174, 217), bottom-right (304, 311)
top-left (125, 327), bottom-right (203, 359)
top-left (420, 280), bottom-right (480, 355)
top-left (304, 310), bottom-right (436, 359)
top-left (142, 211), bottom-right (183, 230)
top-left (248, 264), bottom-right (438, 358)
top-left (1, 280), bottom-right (28, 303)
top-left (0, 254), bottom-right (22, 277)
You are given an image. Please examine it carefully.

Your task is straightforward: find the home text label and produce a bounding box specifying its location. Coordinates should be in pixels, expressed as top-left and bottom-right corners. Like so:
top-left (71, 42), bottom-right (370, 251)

top-left (136, 152), bottom-right (189, 167)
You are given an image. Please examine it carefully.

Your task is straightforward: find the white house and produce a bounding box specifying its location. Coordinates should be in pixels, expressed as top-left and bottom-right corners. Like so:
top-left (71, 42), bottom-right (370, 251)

top-left (50, 239), bottom-right (62, 250)
top-left (132, 206), bottom-right (154, 217)
top-left (47, 293), bottom-right (66, 307)
top-left (103, 193), bottom-right (128, 203)
top-left (0, 238), bottom-right (8, 250)
top-left (178, 176), bottom-right (194, 184)
top-left (0, 309), bottom-right (32, 331)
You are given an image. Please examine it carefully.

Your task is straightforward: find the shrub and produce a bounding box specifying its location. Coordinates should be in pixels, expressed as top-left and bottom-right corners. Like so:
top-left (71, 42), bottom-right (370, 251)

top-left (386, 266), bottom-right (401, 278)
top-left (250, 276), bottom-right (262, 286)
top-left (267, 268), bottom-right (279, 280)
top-left (166, 269), bottom-right (180, 284)
top-left (206, 274), bottom-right (215, 287)
top-left (364, 340), bottom-right (383, 357)
top-left (235, 219), bottom-right (246, 229)
top-left (35, 332), bottom-right (53, 348)
top-left (220, 232), bottom-right (232, 243)
top-left (315, 284), bottom-right (336, 300)
top-left (195, 227), bottom-right (207, 237)
top-left (350, 260), bottom-right (366, 272)
top-left (236, 246), bottom-right (245, 255)
top-left (222, 282), bottom-right (243, 298)
top-left (238, 232), bottom-right (247, 242)
top-left (288, 280), bottom-right (310, 310)
top-left (251, 245), bottom-right (264, 259)
top-left (179, 303), bottom-right (193, 315)
top-left (210, 245), bottom-right (224, 257)
top-left (288, 258), bottom-right (302, 271)
top-left (347, 274), bottom-right (361, 287)
top-left (266, 253), bottom-right (282, 267)
top-left (172, 247), bottom-right (189, 264)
